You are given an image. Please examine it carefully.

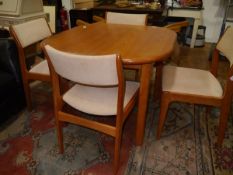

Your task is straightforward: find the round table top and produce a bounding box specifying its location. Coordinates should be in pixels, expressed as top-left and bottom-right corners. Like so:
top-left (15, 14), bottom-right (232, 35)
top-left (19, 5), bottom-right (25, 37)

top-left (42, 22), bottom-right (177, 65)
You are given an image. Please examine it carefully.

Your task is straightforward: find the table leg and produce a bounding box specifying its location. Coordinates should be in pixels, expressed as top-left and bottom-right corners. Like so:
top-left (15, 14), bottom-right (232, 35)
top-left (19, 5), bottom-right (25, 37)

top-left (135, 63), bottom-right (153, 146)
top-left (190, 18), bottom-right (201, 48)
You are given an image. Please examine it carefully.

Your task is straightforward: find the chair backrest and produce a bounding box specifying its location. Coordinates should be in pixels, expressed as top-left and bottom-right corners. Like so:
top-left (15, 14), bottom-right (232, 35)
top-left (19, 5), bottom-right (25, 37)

top-left (217, 27), bottom-right (233, 66)
top-left (10, 18), bottom-right (52, 48)
top-left (44, 45), bottom-right (120, 86)
top-left (106, 12), bottom-right (147, 26)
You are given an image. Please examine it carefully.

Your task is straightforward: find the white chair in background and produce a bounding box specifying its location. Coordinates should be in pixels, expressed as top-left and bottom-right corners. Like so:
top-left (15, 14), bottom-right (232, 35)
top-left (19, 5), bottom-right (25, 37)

top-left (106, 11), bottom-right (148, 26)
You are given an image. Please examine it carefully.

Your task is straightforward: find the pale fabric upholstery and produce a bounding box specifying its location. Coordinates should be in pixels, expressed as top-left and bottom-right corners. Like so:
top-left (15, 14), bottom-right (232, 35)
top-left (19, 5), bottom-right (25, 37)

top-left (163, 65), bottom-right (223, 98)
top-left (29, 60), bottom-right (50, 75)
top-left (45, 45), bottom-right (118, 86)
top-left (45, 44), bottom-right (140, 115)
top-left (106, 12), bottom-right (147, 26)
top-left (216, 27), bottom-right (233, 66)
top-left (44, 45), bottom-right (139, 172)
top-left (63, 81), bottom-right (139, 115)
top-left (157, 28), bottom-right (233, 144)
top-left (12, 18), bottom-right (52, 48)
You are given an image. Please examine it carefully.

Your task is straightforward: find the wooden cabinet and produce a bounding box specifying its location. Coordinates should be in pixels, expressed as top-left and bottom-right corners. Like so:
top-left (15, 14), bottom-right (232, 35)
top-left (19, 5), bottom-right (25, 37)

top-left (0, 0), bottom-right (45, 27)
top-left (0, 0), bottom-right (43, 16)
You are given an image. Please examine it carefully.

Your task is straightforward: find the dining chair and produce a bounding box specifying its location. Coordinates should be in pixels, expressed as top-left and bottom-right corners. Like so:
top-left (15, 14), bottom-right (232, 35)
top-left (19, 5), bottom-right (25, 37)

top-left (156, 27), bottom-right (233, 146)
top-left (9, 18), bottom-right (52, 110)
top-left (42, 45), bottom-right (139, 172)
top-left (106, 12), bottom-right (148, 26)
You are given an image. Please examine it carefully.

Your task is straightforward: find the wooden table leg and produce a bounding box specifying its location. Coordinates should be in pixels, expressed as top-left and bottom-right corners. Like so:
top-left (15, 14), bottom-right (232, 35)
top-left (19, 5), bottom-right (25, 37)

top-left (135, 63), bottom-right (153, 146)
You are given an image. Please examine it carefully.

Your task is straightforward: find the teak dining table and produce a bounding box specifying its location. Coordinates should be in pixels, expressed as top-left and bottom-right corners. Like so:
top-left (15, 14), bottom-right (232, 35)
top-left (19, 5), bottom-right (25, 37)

top-left (42, 22), bottom-right (176, 146)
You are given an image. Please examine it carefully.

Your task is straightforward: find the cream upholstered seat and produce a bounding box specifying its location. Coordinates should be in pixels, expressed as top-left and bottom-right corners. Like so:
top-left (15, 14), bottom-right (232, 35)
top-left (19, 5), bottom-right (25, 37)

top-left (10, 18), bottom-right (52, 110)
top-left (42, 45), bottom-right (139, 173)
top-left (106, 12), bottom-right (148, 26)
top-left (156, 27), bottom-right (233, 146)
top-left (63, 81), bottom-right (138, 116)
top-left (29, 60), bottom-right (50, 74)
top-left (162, 65), bottom-right (223, 97)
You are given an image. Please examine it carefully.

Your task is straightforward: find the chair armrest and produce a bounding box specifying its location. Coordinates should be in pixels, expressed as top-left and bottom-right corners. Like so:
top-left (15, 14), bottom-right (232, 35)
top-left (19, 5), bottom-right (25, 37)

top-left (165, 21), bottom-right (189, 33)
top-left (76, 19), bottom-right (90, 26)
top-left (93, 15), bottom-right (105, 22)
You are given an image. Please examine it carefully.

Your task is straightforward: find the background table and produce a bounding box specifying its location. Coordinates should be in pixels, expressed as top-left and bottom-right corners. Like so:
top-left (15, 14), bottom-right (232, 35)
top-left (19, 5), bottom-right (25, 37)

top-left (168, 7), bottom-right (203, 48)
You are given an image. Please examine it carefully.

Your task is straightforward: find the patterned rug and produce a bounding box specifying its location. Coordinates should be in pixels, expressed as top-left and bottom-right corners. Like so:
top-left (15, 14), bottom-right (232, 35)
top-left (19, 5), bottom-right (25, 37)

top-left (0, 83), bottom-right (110, 175)
top-left (125, 100), bottom-right (233, 175)
top-left (1, 82), bottom-right (233, 175)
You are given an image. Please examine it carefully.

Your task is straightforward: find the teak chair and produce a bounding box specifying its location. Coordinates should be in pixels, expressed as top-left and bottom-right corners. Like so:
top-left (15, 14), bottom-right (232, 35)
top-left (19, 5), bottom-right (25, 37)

top-left (106, 11), bottom-right (148, 26)
top-left (156, 27), bottom-right (233, 146)
top-left (42, 45), bottom-right (139, 172)
top-left (10, 18), bottom-right (52, 110)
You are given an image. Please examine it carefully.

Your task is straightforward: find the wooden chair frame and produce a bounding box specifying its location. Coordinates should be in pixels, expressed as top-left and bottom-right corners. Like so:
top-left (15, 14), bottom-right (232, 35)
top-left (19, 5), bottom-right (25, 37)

top-left (9, 18), bottom-right (52, 110)
top-left (42, 45), bottom-right (139, 173)
top-left (156, 28), bottom-right (233, 146)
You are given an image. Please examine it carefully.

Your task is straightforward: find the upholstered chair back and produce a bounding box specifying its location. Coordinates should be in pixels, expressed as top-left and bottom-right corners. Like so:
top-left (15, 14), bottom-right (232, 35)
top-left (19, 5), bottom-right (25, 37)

top-left (106, 12), bottom-right (147, 26)
top-left (11, 18), bottom-right (52, 48)
top-left (217, 27), bottom-right (233, 66)
top-left (45, 45), bottom-right (119, 86)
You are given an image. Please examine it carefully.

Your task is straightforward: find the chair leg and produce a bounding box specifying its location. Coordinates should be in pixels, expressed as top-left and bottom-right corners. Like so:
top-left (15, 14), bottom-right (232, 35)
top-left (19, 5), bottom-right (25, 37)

top-left (113, 130), bottom-right (122, 174)
top-left (135, 69), bottom-right (141, 81)
top-left (154, 63), bottom-right (163, 102)
top-left (56, 120), bottom-right (64, 153)
top-left (156, 94), bottom-right (170, 139)
top-left (217, 103), bottom-right (231, 146)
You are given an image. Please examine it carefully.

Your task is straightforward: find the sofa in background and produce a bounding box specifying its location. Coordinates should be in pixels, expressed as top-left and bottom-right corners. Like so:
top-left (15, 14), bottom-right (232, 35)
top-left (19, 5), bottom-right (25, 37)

top-left (0, 37), bottom-right (25, 124)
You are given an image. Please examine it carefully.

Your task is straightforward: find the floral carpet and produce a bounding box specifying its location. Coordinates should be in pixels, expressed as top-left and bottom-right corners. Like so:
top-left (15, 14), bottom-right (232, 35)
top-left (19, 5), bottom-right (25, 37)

top-left (0, 83), bottom-right (111, 175)
top-left (1, 82), bottom-right (233, 175)
top-left (125, 100), bottom-right (233, 175)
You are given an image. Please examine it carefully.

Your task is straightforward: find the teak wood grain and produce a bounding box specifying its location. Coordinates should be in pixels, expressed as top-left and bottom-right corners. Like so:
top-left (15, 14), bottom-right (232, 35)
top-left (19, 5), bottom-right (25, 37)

top-left (43, 22), bottom-right (176, 64)
top-left (42, 22), bottom-right (177, 145)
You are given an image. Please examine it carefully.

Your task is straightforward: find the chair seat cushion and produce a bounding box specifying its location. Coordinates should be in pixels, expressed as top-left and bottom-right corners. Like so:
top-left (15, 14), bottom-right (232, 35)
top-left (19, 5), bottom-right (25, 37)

top-left (29, 60), bottom-right (50, 75)
top-left (63, 81), bottom-right (139, 116)
top-left (162, 65), bottom-right (223, 98)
